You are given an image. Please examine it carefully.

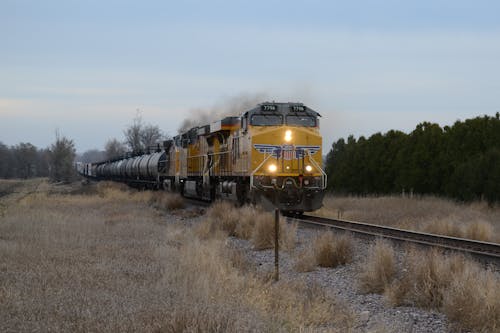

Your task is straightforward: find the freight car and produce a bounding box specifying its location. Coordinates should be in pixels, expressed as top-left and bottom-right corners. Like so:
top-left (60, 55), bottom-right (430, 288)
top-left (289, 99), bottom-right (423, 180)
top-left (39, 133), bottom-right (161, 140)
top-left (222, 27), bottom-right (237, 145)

top-left (77, 102), bottom-right (327, 213)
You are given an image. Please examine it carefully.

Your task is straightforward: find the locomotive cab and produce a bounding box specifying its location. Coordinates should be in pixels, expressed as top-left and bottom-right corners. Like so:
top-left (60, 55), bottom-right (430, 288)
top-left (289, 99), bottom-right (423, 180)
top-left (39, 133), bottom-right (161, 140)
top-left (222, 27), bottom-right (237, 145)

top-left (245, 102), bottom-right (327, 213)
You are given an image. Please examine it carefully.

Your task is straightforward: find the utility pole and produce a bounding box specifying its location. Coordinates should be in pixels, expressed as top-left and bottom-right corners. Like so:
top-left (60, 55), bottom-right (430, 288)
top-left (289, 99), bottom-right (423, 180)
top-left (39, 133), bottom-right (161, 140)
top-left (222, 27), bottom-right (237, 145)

top-left (273, 183), bottom-right (279, 281)
top-left (274, 206), bottom-right (279, 281)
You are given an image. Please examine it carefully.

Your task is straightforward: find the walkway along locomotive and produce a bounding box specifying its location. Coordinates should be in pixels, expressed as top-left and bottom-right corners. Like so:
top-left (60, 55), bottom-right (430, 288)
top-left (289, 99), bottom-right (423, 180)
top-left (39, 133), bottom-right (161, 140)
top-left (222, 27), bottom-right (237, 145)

top-left (77, 102), bottom-right (327, 213)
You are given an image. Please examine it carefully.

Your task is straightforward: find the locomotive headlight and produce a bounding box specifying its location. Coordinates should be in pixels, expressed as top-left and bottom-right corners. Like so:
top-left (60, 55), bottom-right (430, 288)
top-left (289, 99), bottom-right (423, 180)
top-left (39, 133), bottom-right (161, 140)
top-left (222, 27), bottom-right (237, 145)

top-left (268, 164), bottom-right (277, 172)
top-left (284, 130), bottom-right (292, 142)
top-left (305, 165), bottom-right (313, 172)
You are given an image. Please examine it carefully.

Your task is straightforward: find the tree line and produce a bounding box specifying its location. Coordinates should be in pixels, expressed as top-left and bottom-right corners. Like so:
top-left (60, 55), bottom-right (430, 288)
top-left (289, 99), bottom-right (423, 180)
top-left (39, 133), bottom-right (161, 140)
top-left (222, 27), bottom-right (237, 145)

top-left (0, 132), bottom-right (76, 182)
top-left (325, 113), bottom-right (500, 204)
top-left (0, 113), bottom-right (167, 182)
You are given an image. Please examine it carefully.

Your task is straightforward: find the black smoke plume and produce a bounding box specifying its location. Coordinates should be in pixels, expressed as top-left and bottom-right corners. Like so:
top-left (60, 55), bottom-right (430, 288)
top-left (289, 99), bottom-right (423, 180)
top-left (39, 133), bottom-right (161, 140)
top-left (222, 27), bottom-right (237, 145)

top-left (178, 93), bottom-right (269, 133)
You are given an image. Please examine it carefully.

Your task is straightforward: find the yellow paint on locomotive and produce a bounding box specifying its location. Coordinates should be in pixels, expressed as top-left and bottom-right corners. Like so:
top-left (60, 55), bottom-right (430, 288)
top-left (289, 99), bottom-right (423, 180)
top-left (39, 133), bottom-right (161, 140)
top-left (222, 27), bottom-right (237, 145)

top-left (249, 125), bottom-right (322, 177)
top-left (187, 139), bottom-right (203, 175)
top-left (167, 112), bottom-right (323, 181)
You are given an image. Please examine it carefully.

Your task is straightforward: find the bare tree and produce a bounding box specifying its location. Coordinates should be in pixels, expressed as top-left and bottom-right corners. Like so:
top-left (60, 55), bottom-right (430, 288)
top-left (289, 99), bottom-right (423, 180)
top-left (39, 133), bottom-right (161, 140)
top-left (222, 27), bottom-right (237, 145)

top-left (124, 111), bottom-right (165, 153)
top-left (140, 125), bottom-right (164, 152)
top-left (49, 131), bottom-right (76, 183)
top-left (124, 112), bottom-right (144, 153)
top-left (104, 138), bottom-right (127, 160)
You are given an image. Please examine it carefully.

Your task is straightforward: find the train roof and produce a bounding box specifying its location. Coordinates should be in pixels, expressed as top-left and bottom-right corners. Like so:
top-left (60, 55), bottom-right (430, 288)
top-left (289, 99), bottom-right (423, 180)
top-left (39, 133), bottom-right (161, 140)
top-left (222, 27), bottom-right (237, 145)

top-left (175, 102), bottom-right (320, 139)
top-left (176, 116), bottom-right (240, 139)
top-left (244, 102), bottom-right (321, 118)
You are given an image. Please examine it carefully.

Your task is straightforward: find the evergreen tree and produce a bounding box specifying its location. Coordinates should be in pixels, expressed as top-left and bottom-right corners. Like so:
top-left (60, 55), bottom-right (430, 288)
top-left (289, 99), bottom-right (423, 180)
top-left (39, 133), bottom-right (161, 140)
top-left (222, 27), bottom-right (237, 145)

top-left (325, 114), bottom-right (500, 204)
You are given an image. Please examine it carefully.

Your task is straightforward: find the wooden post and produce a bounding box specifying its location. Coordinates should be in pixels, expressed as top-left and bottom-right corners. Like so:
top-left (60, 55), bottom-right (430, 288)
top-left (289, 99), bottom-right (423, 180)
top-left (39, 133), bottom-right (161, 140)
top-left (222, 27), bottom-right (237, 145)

top-left (274, 207), bottom-right (279, 281)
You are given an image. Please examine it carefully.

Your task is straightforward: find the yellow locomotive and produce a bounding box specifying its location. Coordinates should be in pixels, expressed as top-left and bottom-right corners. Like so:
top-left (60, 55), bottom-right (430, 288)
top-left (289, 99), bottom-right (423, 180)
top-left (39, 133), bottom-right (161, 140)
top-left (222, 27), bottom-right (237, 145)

top-left (79, 102), bottom-right (327, 213)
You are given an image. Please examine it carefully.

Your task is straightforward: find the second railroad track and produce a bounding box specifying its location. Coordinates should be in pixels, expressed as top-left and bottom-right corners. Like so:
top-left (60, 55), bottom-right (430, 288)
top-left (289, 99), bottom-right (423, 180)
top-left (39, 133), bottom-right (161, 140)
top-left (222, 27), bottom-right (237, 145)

top-left (291, 214), bottom-right (500, 261)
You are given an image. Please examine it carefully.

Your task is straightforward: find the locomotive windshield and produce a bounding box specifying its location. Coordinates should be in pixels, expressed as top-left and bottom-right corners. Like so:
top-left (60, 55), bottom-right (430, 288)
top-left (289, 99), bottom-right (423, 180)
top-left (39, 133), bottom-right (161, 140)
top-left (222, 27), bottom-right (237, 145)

top-left (286, 115), bottom-right (316, 127)
top-left (251, 114), bottom-right (283, 126)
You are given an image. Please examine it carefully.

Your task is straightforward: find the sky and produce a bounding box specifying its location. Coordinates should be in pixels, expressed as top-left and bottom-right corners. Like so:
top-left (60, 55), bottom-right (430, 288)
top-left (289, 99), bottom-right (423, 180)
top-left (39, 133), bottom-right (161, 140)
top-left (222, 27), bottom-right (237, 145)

top-left (1, 0), bottom-right (499, 152)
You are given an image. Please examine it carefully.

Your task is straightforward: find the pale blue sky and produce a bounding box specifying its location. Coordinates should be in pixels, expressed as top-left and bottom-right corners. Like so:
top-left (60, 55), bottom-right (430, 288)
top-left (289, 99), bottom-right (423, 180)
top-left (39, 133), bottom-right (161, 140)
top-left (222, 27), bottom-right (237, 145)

top-left (1, 0), bottom-right (499, 151)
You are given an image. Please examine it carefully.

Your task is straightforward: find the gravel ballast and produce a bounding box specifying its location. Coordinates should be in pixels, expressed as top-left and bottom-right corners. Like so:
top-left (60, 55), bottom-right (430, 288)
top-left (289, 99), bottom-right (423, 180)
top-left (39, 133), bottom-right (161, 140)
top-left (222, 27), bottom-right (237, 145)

top-left (227, 226), bottom-right (451, 333)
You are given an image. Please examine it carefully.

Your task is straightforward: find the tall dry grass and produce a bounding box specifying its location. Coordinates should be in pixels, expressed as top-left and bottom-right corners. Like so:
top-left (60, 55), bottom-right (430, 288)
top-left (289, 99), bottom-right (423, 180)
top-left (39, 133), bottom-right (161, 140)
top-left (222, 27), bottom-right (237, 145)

top-left (149, 191), bottom-right (185, 211)
top-left (0, 186), bottom-right (171, 331)
top-left (386, 249), bottom-right (467, 309)
top-left (293, 231), bottom-right (354, 272)
top-left (294, 246), bottom-right (317, 272)
top-left (316, 195), bottom-right (500, 243)
top-left (203, 200), bottom-right (241, 236)
top-left (442, 264), bottom-right (500, 332)
top-left (358, 239), bottom-right (397, 294)
top-left (252, 213), bottom-right (298, 251)
top-left (201, 201), bottom-right (298, 251)
top-left (0, 181), bottom-right (353, 332)
top-left (464, 220), bottom-right (495, 242)
top-left (383, 248), bottom-right (500, 332)
top-left (314, 231), bottom-right (354, 268)
top-left (163, 234), bottom-right (354, 331)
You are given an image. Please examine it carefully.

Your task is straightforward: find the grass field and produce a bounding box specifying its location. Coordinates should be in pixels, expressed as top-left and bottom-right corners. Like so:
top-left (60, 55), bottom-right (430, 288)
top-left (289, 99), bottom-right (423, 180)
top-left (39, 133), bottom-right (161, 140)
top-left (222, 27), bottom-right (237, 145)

top-left (1, 180), bottom-right (498, 332)
top-left (0, 180), bottom-right (352, 332)
top-left (315, 195), bottom-right (500, 242)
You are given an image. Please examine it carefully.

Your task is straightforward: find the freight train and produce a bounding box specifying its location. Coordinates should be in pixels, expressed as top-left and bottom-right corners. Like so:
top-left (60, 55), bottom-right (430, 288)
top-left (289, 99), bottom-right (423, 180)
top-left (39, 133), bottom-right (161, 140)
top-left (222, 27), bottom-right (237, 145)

top-left (77, 102), bottom-right (327, 213)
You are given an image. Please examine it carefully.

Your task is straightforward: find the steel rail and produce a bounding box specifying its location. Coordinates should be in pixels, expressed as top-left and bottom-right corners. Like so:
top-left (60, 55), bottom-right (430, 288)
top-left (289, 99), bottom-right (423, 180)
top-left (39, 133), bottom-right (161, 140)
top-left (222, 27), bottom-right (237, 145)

top-left (293, 214), bottom-right (500, 260)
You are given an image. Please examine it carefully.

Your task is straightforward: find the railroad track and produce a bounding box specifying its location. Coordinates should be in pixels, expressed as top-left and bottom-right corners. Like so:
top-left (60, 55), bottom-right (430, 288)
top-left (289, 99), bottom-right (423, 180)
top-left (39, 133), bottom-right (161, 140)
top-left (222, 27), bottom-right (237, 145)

top-left (291, 214), bottom-right (500, 261)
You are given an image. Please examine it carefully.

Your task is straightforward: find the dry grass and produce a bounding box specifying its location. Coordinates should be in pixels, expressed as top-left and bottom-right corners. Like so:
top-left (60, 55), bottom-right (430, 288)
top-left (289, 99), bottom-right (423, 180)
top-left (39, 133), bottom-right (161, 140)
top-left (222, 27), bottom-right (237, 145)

top-left (202, 201), bottom-right (297, 251)
top-left (0, 180), bottom-right (353, 332)
top-left (149, 191), bottom-right (185, 211)
top-left (227, 246), bottom-right (254, 273)
top-left (204, 200), bottom-right (241, 236)
top-left (313, 231), bottom-right (354, 268)
top-left (235, 205), bottom-right (260, 239)
top-left (259, 280), bottom-right (355, 331)
top-left (421, 218), bottom-right (496, 243)
top-left (0, 178), bottom-right (29, 196)
top-left (386, 248), bottom-right (466, 308)
top-left (315, 194), bottom-right (500, 331)
top-left (251, 213), bottom-right (276, 250)
top-left (0, 178), bottom-right (46, 216)
top-left (251, 213), bottom-right (297, 251)
top-left (358, 239), bottom-right (397, 294)
top-left (163, 235), bottom-right (354, 331)
top-left (280, 220), bottom-right (298, 251)
top-left (316, 195), bottom-right (500, 243)
top-left (1, 185), bottom-right (170, 331)
top-left (383, 248), bottom-right (500, 332)
top-left (420, 217), bottom-right (464, 238)
top-left (96, 180), bottom-right (131, 194)
top-left (294, 246), bottom-right (317, 272)
top-left (442, 264), bottom-right (500, 332)
top-left (464, 220), bottom-right (495, 242)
